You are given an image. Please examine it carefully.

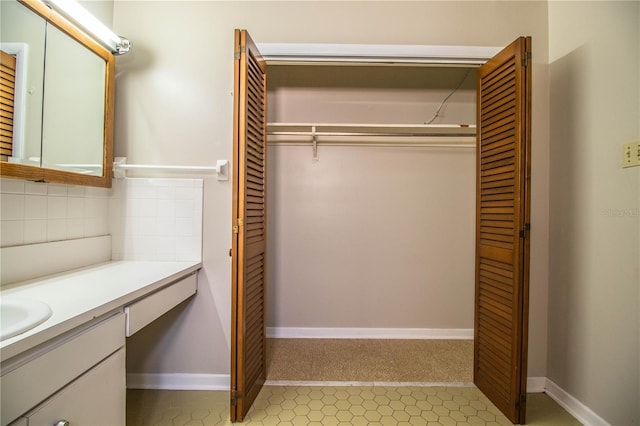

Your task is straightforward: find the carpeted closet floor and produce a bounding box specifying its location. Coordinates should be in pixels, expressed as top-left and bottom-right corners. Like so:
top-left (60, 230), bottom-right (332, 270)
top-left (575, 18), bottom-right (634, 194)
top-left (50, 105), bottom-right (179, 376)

top-left (266, 338), bottom-right (473, 383)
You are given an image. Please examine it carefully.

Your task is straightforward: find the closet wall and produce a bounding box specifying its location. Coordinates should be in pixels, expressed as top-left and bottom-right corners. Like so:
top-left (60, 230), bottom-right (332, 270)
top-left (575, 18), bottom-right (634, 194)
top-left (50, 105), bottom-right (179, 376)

top-left (266, 65), bottom-right (477, 332)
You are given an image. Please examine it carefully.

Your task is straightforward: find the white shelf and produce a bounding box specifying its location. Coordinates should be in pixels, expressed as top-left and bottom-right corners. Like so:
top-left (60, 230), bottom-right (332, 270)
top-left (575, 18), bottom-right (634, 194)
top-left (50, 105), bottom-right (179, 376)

top-left (257, 43), bottom-right (502, 66)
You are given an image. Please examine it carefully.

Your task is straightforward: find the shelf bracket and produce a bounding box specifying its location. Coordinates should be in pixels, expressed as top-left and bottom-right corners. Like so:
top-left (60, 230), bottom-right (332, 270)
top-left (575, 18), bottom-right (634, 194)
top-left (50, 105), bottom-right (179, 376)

top-left (312, 125), bottom-right (318, 160)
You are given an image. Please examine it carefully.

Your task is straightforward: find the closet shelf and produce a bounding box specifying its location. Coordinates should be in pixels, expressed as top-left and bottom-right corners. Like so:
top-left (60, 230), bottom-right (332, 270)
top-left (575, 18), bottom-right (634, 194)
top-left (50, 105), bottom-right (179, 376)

top-left (266, 123), bottom-right (476, 148)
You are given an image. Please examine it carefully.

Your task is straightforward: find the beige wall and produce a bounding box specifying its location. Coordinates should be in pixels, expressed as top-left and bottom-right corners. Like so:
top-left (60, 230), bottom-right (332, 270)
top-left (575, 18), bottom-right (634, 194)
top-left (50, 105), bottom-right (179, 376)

top-left (113, 1), bottom-right (549, 378)
top-left (547, 1), bottom-right (639, 425)
top-left (266, 144), bottom-right (476, 329)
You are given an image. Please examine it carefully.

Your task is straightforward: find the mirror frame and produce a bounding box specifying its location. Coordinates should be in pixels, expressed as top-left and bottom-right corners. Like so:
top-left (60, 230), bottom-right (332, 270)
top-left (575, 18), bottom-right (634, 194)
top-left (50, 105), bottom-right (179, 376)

top-left (0, 0), bottom-right (114, 187)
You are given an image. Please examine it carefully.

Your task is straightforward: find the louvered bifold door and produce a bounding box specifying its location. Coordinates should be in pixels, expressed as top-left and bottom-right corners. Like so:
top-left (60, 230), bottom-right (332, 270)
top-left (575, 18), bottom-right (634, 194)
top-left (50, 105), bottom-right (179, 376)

top-left (231, 29), bottom-right (267, 423)
top-left (474, 36), bottom-right (531, 425)
top-left (0, 50), bottom-right (16, 162)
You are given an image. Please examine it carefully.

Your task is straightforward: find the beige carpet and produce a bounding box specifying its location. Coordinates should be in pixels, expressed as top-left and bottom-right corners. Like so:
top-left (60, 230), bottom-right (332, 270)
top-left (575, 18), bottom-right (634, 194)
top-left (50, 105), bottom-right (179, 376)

top-left (266, 338), bottom-right (473, 383)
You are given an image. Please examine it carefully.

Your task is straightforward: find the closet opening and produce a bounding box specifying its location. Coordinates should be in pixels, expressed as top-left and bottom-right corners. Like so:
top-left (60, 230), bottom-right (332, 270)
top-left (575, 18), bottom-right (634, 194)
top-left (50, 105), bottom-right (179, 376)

top-left (231, 33), bottom-right (531, 423)
top-left (264, 63), bottom-right (479, 384)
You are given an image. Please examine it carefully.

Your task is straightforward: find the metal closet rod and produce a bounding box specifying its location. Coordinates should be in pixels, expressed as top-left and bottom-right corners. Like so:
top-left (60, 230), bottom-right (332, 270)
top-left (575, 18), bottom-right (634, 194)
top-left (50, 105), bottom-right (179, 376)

top-left (266, 122), bottom-right (477, 148)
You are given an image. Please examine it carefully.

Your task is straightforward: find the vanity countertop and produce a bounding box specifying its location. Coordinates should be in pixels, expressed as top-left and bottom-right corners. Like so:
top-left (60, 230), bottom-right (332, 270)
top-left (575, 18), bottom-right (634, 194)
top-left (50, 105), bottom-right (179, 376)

top-left (0, 260), bottom-right (201, 362)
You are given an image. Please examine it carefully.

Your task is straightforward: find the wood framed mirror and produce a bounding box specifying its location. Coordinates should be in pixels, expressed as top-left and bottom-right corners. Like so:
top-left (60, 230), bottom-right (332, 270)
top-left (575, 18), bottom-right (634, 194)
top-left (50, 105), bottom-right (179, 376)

top-left (0, 0), bottom-right (114, 187)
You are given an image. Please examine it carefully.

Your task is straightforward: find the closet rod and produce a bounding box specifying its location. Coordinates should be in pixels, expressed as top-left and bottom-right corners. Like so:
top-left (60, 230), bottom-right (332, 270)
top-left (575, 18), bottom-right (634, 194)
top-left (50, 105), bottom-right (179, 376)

top-left (266, 123), bottom-right (477, 150)
top-left (268, 131), bottom-right (475, 137)
top-left (267, 140), bottom-right (476, 149)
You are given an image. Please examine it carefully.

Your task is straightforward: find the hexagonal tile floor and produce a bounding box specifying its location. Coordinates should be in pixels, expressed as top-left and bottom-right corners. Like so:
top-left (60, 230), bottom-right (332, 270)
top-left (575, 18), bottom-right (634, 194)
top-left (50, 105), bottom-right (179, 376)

top-left (127, 385), bottom-right (581, 425)
top-left (243, 385), bottom-right (509, 425)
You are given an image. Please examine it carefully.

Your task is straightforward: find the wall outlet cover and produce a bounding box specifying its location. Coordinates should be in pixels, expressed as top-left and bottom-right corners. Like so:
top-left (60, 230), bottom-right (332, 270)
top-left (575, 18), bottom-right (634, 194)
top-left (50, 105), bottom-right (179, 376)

top-left (622, 141), bottom-right (640, 168)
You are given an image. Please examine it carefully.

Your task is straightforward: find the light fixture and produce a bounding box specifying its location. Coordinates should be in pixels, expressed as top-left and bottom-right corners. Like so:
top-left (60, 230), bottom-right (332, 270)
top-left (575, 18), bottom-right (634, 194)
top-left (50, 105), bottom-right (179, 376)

top-left (43, 0), bottom-right (131, 55)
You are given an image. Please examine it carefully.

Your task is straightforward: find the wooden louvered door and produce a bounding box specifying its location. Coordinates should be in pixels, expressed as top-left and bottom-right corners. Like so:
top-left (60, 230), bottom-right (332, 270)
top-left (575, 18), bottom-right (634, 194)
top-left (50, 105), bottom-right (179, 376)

top-left (474, 36), bottom-right (531, 425)
top-left (0, 50), bottom-right (16, 162)
top-left (230, 29), bottom-right (267, 423)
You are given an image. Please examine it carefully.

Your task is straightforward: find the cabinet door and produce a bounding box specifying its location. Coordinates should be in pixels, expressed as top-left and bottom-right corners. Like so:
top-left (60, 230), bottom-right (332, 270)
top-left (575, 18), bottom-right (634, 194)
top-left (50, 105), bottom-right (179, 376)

top-left (27, 348), bottom-right (125, 426)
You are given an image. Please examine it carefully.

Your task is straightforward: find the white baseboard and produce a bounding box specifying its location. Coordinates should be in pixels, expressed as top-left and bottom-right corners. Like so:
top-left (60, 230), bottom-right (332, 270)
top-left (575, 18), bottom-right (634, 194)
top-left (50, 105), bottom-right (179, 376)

top-left (126, 373), bottom-right (229, 391)
top-left (266, 327), bottom-right (474, 340)
top-left (126, 374), bottom-right (545, 394)
top-left (526, 377), bottom-right (546, 393)
top-left (266, 380), bottom-right (475, 387)
top-left (544, 379), bottom-right (610, 426)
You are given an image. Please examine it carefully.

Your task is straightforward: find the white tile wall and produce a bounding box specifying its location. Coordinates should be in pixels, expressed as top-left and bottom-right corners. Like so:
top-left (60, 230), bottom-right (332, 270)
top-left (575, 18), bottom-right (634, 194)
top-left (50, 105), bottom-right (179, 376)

top-left (0, 178), bottom-right (112, 247)
top-left (110, 178), bottom-right (203, 262)
top-left (0, 177), bottom-right (203, 262)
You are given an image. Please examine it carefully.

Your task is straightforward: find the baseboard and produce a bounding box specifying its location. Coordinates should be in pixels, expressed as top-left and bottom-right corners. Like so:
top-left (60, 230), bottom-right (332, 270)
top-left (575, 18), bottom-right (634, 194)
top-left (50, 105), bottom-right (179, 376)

top-left (544, 379), bottom-right (610, 426)
top-left (266, 327), bottom-right (474, 340)
top-left (126, 373), bottom-right (229, 391)
top-left (266, 380), bottom-right (475, 387)
top-left (125, 373), bottom-right (544, 394)
top-left (526, 377), bottom-right (546, 393)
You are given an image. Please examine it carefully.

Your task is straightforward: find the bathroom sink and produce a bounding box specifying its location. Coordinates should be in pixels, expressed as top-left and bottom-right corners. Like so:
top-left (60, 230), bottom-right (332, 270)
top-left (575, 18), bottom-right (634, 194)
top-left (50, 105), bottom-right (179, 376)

top-left (1, 297), bottom-right (52, 341)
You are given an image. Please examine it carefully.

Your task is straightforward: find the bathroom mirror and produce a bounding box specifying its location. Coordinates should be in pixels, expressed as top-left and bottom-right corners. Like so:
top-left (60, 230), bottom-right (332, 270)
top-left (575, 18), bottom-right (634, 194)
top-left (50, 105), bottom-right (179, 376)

top-left (0, 0), bottom-right (114, 187)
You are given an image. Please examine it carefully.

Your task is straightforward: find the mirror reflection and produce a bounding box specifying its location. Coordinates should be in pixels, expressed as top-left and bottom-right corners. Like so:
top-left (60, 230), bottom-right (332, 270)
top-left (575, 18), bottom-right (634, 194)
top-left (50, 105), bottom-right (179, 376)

top-left (0, 0), bottom-right (46, 166)
top-left (0, 0), bottom-right (114, 184)
top-left (41, 23), bottom-right (106, 175)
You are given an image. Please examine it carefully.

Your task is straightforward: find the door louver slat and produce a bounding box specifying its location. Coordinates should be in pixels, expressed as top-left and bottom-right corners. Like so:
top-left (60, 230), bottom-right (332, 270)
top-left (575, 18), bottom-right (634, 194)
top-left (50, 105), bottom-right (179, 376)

top-left (0, 51), bottom-right (16, 161)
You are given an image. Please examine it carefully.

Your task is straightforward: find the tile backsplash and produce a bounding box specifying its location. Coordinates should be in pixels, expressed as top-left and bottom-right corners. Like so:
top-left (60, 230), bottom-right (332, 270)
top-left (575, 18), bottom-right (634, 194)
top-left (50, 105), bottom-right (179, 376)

top-left (110, 178), bottom-right (203, 262)
top-left (1, 177), bottom-right (203, 263)
top-left (0, 178), bottom-right (111, 247)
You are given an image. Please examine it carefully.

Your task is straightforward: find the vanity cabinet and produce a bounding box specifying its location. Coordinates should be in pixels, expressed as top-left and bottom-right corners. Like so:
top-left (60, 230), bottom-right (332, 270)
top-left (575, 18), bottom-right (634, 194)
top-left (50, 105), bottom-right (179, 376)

top-left (1, 266), bottom-right (199, 426)
top-left (22, 349), bottom-right (125, 426)
top-left (1, 313), bottom-right (125, 426)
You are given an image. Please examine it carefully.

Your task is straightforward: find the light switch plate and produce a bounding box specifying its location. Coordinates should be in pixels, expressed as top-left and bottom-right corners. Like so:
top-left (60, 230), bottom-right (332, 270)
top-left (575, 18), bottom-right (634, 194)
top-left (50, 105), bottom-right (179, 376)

top-left (622, 141), bottom-right (640, 168)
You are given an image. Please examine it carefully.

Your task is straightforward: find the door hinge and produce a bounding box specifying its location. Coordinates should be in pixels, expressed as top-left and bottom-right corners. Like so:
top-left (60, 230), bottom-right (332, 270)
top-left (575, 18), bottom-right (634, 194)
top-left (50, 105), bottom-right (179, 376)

top-left (232, 218), bottom-right (244, 234)
top-left (522, 51), bottom-right (532, 67)
top-left (519, 223), bottom-right (531, 238)
top-left (231, 390), bottom-right (242, 406)
top-left (234, 46), bottom-right (246, 60)
top-left (517, 393), bottom-right (527, 408)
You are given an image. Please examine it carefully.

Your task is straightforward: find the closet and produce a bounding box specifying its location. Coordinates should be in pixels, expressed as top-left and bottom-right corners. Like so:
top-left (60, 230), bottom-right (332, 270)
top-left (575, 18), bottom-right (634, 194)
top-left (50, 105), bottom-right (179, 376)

top-left (264, 64), bottom-right (477, 334)
top-left (231, 31), bottom-right (531, 424)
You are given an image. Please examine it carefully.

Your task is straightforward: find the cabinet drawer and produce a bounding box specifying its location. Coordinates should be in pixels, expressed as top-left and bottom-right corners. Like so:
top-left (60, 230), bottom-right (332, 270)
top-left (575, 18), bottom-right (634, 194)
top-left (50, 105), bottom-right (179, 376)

top-left (125, 273), bottom-right (197, 336)
top-left (26, 348), bottom-right (125, 426)
top-left (0, 313), bottom-right (125, 426)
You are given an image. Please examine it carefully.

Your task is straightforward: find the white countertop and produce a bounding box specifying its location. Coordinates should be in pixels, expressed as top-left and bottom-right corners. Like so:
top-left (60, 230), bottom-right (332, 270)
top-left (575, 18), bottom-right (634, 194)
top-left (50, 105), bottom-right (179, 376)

top-left (0, 260), bottom-right (201, 362)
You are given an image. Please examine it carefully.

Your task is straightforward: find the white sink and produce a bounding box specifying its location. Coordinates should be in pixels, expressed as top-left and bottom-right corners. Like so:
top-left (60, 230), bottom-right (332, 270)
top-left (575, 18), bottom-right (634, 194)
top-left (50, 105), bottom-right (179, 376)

top-left (1, 297), bottom-right (52, 341)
